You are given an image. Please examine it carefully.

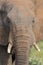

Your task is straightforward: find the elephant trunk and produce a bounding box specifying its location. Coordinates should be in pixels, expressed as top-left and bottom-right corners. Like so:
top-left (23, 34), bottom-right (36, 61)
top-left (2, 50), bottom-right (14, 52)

top-left (15, 36), bottom-right (30, 65)
top-left (14, 27), bottom-right (32, 65)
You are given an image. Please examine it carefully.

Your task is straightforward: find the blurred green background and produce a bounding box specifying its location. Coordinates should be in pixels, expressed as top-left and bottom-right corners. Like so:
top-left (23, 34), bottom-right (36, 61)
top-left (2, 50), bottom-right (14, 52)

top-left (29, 41), bottom-right (43, 65)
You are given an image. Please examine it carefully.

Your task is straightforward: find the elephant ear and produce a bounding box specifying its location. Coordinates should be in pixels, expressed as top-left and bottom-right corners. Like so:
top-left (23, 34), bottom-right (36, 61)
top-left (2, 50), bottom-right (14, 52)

top-left (1, 2), bottom-right (13, 14)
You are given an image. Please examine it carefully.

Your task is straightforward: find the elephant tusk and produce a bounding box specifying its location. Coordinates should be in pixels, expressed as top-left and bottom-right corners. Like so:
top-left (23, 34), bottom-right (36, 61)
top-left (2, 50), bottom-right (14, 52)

top-left (7, 43), bottom-right (12, 53)
top-left (33, 42), bottom-right (40, 52)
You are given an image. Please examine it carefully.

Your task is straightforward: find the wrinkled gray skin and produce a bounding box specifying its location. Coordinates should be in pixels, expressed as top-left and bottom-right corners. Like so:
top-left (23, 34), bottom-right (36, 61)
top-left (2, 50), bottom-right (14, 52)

top-left (8, 2), bottom-right (36, 65)
top-left (0, 3), bottom-right (12, 65)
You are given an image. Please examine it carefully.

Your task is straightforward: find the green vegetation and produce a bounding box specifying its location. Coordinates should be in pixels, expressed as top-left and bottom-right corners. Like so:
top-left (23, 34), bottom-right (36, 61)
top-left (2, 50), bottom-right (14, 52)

top-left (29, 41), bottom-right (43, 65)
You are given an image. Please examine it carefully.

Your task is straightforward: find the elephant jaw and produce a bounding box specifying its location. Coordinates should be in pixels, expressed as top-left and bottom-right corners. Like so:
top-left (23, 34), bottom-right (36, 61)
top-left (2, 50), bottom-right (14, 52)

top-left (33, 42), bottom-right (40, 52)
top-left (7, 43), bottom-right (12, 53)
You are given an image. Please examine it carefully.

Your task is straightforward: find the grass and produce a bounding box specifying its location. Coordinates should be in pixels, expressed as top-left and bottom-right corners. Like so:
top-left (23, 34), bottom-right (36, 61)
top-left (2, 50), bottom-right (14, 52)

top-left (29, 41), bottom-right (43, 65)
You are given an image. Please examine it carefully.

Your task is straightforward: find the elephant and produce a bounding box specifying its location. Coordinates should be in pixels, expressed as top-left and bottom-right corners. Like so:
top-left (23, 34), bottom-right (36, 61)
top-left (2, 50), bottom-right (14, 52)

top-left (6, 1), bottom-right (41, 65)
top-left (0, 2), bottom-right (13, 65)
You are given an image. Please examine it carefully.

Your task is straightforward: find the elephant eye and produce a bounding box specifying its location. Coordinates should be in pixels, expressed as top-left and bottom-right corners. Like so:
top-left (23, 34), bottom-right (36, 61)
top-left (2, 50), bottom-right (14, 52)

top-left (32, 19), bottom-right (35, 23)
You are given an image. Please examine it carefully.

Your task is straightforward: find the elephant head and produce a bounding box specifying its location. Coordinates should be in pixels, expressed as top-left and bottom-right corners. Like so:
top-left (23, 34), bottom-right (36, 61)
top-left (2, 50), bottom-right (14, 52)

top-left (7, 1), bottom-right (40, 65)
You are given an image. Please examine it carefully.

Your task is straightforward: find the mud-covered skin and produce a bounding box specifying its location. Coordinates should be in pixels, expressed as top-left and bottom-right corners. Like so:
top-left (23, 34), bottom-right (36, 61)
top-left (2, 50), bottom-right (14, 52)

top-left (8, 1), bottom-right (36, 65)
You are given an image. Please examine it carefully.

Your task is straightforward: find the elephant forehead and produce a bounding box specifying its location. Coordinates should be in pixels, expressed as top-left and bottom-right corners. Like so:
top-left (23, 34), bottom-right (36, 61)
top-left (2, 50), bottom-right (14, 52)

top-left (8, 0), bottom-right (35, 29)
top-left (8, 7), bottom-right (33, 27)
top-left (8, 0), bottom-right (35, 16)
top-left (13, 0), bottom-right (34, 15)
top-left (8, 0), bottom-right (35, 21)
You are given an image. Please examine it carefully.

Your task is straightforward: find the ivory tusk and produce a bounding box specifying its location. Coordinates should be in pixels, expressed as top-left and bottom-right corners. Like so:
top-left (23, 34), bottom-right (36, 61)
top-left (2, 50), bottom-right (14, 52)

top-left (7, 43), bottom-right (12, 53)
top-left (33, 42), bottom-right (40, 52)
